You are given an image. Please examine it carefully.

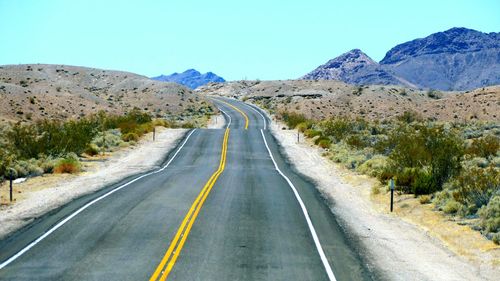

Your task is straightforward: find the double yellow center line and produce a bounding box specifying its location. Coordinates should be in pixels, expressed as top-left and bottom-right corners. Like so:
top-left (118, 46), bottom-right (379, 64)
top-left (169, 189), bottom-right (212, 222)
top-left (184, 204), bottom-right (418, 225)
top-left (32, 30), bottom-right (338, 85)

top-left (149, 128), bottom-right (230, 281)
top-left (215, 99), bottom-right (249, 130)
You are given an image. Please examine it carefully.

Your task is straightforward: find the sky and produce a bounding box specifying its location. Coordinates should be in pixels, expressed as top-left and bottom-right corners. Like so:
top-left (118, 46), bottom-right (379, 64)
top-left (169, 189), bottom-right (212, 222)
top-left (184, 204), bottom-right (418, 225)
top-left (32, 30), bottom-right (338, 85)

top-left (0, 0), bottom-right (499, 81)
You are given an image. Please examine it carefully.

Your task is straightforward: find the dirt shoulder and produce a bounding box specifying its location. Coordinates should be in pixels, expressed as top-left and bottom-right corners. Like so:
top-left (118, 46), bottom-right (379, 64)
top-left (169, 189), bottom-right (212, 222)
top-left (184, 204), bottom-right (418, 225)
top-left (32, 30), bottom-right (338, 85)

top-left (206, 113), bottom-right (225, 129)
top-left (269, 121), bottom-right (499, 281)
top-left (0, 127), bottom-right (188, 239)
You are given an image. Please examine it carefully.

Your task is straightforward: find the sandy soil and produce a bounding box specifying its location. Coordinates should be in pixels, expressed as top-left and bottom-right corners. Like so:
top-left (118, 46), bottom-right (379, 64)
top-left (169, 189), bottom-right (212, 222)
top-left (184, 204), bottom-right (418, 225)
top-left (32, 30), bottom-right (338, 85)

top-left (0, 127), bottom-right (187, 239)
top-left (269, 121), bottom-right (499, 281)
top-left (206, 113), bottom-right (225, 129)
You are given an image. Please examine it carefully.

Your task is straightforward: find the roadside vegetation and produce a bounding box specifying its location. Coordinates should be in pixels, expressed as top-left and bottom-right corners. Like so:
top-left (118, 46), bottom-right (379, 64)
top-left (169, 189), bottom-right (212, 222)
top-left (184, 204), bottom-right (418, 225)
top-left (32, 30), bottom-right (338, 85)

top-left (279, 110), bottom-right (500, 244)
top-left (0, 109), bottom-right (200, 184)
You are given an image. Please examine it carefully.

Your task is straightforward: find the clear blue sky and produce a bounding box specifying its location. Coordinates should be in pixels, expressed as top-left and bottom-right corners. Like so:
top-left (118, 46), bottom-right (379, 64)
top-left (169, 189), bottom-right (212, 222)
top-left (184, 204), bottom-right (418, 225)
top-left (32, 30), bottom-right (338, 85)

top-left (0, 0), bottom-right (498, 81)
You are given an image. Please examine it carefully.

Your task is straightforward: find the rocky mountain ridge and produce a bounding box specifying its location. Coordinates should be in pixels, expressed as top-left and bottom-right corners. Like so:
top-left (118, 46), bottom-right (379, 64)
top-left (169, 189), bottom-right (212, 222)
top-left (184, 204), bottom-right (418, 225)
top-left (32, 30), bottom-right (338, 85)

top-left (152, 69), bottom-right (225, 89)
top-left (302, 28), bottom-right (499, 91)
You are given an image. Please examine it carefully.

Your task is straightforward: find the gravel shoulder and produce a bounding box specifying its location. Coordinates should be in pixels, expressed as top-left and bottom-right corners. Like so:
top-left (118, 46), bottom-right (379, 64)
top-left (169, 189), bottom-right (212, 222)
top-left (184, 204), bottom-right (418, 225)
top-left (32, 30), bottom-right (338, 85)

top-left (270, 121), bottom-right (499, 281)
top-left (0, 128), bottom-right (187, 239)
top-left (206, 113), bottom-right (225, 129)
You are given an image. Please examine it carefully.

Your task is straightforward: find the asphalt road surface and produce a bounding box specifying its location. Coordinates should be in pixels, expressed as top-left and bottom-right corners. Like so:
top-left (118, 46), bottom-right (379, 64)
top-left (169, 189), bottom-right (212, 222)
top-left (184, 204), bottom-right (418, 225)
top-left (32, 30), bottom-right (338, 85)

top-left (0, 98), bottom-right (373, 281)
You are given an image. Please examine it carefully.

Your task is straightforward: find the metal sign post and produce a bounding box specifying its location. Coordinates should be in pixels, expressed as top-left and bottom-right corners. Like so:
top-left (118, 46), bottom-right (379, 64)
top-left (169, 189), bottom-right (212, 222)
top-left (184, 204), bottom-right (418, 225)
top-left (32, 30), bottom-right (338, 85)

top-left (390, 178), bottom-right (395, 212)
top-left (153, 127), bottom-right (156, 141)
top-left (9, 170), bottom-right (13, 202)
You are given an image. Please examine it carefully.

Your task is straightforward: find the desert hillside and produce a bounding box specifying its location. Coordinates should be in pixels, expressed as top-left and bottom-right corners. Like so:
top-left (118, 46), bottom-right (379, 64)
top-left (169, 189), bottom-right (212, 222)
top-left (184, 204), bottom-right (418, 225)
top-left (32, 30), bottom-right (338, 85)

top-left (0, 64), bottom-right (213, 122)
top-left (197, 80), bottom-right (500, 122)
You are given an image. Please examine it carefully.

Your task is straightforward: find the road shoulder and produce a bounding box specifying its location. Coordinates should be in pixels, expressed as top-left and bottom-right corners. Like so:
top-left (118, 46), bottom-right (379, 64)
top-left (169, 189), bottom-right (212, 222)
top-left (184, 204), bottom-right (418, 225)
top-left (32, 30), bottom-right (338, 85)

top-left (269, 121), bottom-right (499, 281)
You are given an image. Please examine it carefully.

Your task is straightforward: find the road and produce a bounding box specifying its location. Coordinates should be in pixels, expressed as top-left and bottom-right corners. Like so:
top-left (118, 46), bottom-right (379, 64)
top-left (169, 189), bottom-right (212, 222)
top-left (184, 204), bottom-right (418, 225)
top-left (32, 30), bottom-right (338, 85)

top-left (0, 98), bottom-right (373, 280)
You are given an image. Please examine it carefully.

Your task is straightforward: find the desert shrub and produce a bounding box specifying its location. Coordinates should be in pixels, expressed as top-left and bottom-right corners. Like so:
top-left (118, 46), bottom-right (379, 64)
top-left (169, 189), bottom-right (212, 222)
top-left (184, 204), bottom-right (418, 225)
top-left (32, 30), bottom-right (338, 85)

top-left (492, 157), bottom-right (500, 168)
top-left (387, 124), bottom-right (464, 195)
top-left (463, 157), bottom-right (489, 169)
top-left (39, 156), bottom-right (57, 173)
top-left (427, 90), bottom-right (443, 99)
top-left (317, 138), bottom-right (331, 149)
top-left (419, 195), bottom-right (432, 204)
top-left (180, 122), bottom-right (196, 128)
top-left (450, 165), bottom-right (500, 212)
top-left (443, 199), bottom-right (461, 214)
top-left (153, 119), bottom-right (170, 127)
top-left (397, 110), bottom-right (422, 123)
top-left (92, 129), bottom-right (124, 152)
top-left (357, 155), bottom-right (389, 178)
top-left (6, 118), bottom-right (98, 159)
top-left (346, 134), bottom-right (370, 149)
top-left (304, 129), bottom-right (321, 138)
top-left (280, 111), bottom-right (307, 129)
top-left (477, 195), bottom-right (500, 241)
top-left (53, 153), bottom-right (81, 174)
top-left (122, 132), bottom-right (139, 142)
top-left (320, 118), bottom-right (353, 142)
top-left (296, 121), bottom-right (312, 133)
top-left (345, 153), bottom-right (369, 169)
top-left (466, 135), bottom-right (499, 158)
top-left (84, 143), bottom-right (100, 156)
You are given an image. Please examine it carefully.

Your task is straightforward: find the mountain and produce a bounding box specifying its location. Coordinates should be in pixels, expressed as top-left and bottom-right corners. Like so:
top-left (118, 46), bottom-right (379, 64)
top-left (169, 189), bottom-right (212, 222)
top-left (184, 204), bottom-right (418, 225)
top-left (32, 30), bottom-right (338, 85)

top-left (0, 64), bottom-right (211, 122)
top-left (302, 49), bottom-right (412, 87)
top-left (380, 27), bottom-right (500, 91)
top-left (152, 69), bottom-right (225, 89)
top-left (302, 28), bottom-right (500, 91)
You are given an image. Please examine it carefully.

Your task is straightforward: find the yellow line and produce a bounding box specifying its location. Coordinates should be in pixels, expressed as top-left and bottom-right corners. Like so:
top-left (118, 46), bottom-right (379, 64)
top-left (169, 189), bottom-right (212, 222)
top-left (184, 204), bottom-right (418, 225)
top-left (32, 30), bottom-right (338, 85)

top-left (149, 128), bottom-right (230, 281)
top-left (215, 99), bottom-right (249, 130)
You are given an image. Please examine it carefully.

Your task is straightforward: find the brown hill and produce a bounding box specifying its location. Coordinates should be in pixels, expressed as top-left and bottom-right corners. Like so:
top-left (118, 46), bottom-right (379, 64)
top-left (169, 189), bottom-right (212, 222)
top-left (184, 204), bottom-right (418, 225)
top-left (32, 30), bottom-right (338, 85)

top-left (197, 80), bottom-right (499, 122)
top-left (0, 64), bottom-right (213, 122)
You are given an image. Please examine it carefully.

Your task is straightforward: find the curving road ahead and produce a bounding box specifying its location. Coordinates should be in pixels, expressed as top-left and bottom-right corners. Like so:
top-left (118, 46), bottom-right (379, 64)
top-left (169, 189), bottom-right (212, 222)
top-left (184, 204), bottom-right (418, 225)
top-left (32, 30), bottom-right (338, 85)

top-left (0, 98), bottom-right (373, 280)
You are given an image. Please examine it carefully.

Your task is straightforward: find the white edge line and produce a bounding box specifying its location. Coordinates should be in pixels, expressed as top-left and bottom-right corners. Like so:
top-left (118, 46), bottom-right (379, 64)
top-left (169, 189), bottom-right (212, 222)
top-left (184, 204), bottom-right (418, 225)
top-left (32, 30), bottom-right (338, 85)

top-left (241, 102), bottom-right (267, 130)
top-left (260, 129), bottom-right (336, 281)
top-left (0, 129), bottom-right (197, 270)
top-left (217, 107), bottom-right (231, 129)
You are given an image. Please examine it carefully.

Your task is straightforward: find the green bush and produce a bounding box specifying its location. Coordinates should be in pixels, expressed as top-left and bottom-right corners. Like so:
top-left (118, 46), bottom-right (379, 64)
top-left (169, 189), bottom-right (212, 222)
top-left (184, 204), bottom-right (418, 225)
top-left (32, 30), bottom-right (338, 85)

top-left (304, 129), bottom-right (321, 138)
top-left (280, 111), bottom-right (307, 129)
top-left (466, 135), bottom-right (499, 158)
top-left (296, 121), bottom-right (312, 133)
top-left (477, 195), bottom-right (500, 237)
top-left (122, 132), bottom-right (139, 142)
top-left (388, 124), bottom-right (464, 195)
top-left (54, 154), bottom-right (81, 174)
top-left (92, 129), bottom-right (124, 151)
top-left (320, 118), bottom-right (353, 142)
top-left (317, 138), bottom-right (331, 149)
top-left (84, 143), bottom-right (100, 156)
top-left (397, 110), bottom-right (422, 123)
top-left (357, 155), bottom-right (389, 178)
top-left (450, 165), bottom-right (499, 211)
top-left (443, 199), bottom-right (462, 214)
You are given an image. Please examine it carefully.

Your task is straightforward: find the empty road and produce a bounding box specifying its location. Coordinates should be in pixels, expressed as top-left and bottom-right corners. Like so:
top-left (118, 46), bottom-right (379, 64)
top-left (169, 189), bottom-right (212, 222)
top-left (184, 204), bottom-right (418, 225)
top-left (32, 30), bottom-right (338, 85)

top-left (0, 98), bottom-right (373, 280)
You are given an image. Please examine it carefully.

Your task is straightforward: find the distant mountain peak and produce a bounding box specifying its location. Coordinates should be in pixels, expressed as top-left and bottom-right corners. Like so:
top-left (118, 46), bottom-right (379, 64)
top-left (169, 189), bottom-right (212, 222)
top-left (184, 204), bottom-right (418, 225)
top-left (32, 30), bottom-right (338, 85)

top-left (152, 69), bottom-right (225, 89)
top-left (301, 49), bottom-right (404, 86)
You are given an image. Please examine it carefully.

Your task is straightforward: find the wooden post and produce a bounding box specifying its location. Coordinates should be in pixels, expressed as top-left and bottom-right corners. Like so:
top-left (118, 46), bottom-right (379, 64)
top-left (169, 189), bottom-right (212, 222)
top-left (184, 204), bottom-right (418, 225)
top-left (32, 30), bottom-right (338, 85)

top-left (153, 127), bottom-right (156, 141)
